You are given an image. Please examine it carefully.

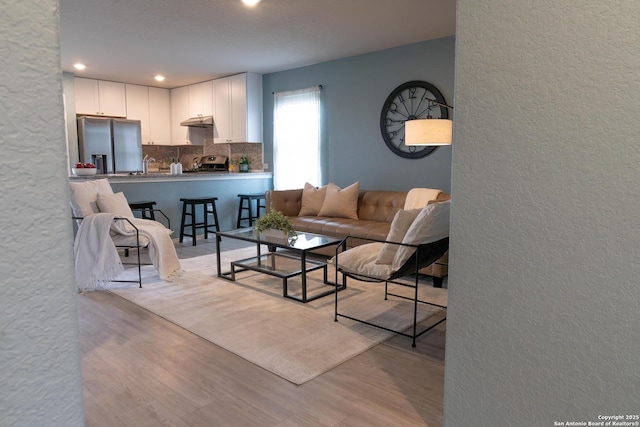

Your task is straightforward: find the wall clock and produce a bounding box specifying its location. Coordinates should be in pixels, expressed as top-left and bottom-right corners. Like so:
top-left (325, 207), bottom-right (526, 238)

top-left (380, 80), bottom-right (449, 159)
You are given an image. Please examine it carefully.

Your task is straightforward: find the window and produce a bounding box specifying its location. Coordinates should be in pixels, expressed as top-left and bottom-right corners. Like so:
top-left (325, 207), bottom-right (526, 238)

top-left (272, 86), bottom-right (322, 190)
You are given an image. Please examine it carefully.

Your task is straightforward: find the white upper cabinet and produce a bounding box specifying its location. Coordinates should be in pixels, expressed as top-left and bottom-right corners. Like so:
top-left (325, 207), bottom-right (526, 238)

top-left (213, 73), bottom-right (263, 143)
top-left (188, 81), bottom-right (213, 118)
top-left (170, 86), bottom-right (190, 145)
top-left (125, 84), bottom-right (171, 145)
top-left (148, 87), bottom-right (171, 145)
top-left (75, 78), bottom-right (127, 117)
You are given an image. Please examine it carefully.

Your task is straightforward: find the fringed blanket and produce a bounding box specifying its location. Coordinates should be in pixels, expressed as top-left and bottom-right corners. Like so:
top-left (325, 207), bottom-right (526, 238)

top-left (74, 214), bottom-right (181, 292)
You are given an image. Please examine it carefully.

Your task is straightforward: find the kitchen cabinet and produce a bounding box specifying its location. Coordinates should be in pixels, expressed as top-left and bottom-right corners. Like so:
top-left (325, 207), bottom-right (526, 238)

top-left (170, 86), bottom-right (203, 145)
top-left (125, 84), bottom-right (171, 145)
top-left (213, 73), bottom-right (263, 143)
top-left (75, 77), bottom-right (127, 117)
top-left (188, 81), bottom-right (213, 118)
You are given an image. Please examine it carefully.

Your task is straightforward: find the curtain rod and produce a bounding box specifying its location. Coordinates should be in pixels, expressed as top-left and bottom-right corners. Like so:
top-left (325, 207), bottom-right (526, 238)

top-left (272, 85), bottom-right (322, 94)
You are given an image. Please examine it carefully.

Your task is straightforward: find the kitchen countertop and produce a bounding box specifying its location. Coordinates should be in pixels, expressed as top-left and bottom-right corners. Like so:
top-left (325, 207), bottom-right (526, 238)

top-left (69, 171), bottom-right (272, 183)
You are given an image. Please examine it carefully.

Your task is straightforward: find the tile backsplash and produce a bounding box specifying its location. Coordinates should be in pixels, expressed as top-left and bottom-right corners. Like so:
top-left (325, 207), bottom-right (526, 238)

top-left (142, 139), bottom-right (264, 172)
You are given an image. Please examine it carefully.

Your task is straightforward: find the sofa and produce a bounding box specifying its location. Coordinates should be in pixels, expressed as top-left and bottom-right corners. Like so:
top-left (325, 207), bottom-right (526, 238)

top-left (265, 183), bottom-right (449, 286)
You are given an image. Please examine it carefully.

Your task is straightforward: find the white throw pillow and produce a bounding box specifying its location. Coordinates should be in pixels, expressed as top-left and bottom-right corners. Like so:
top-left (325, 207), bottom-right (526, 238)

top-left (298, 182), bottom-right (327, 216)
top-left (69, 179), bottom-right (114, 218)
top-left (375, 208), bottom-right (422, 265)
top-left (317, 182), bottom-right (359, 219)
top-left (391, 200), bottom-right (450, 271)
top-left (96, 192), bottom-right (135, 218)
top-left (329, 242), bottom-right (393, 280)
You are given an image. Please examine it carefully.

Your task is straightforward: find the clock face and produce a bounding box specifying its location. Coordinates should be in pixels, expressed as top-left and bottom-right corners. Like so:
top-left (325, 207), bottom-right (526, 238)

top-left (380, 80), bottom-right (449, 159)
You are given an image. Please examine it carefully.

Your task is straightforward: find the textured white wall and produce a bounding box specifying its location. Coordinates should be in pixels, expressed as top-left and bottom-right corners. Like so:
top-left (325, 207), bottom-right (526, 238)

top-left (445, 0), bottom-right (640, 425)
top-left (0, 1), bottom-right (85, 426)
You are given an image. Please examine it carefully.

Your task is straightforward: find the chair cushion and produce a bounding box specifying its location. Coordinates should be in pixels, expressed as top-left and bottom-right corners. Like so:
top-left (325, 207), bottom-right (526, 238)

top-left (298, 182), bottom-right (327, 216)
top-left (96, 192), bottom-right (135, 219)
top-left (330, 242), bottom-right (393, 280)
top-left (375, 208), bottom-right (422, 265)
top-left (69, 179), bottom-right (114, 218)
top-left (392, 200), bottom-right (450, 271)
top-left (318, 182), bottom-right (359, 219)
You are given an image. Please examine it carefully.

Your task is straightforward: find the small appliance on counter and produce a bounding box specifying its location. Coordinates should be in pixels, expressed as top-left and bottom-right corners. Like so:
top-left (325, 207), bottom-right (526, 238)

top-left (197, 155), bottom-right (229, 172)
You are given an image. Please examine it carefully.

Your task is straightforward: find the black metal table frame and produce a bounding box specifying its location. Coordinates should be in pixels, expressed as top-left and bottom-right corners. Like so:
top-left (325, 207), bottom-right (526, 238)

top-left (216, 230), bottom-right (347, 303)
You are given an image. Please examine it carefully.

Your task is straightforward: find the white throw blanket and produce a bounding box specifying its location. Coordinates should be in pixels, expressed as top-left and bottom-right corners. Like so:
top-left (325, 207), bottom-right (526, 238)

top-left (74, 213), bottom-right (181, 292)
top-left (404, 188), bottom-right (443, 210)
top-left (74, 213), bottom-right (124, 292)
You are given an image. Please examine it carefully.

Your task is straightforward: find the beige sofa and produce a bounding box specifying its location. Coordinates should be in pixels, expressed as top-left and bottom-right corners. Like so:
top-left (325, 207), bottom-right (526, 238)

top-left (265, 187), bottom-right (449, 286)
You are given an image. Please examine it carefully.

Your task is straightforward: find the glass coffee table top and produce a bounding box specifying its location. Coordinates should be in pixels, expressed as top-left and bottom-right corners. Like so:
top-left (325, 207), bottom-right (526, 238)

top-left (216, 228), bottom-right (343, 251)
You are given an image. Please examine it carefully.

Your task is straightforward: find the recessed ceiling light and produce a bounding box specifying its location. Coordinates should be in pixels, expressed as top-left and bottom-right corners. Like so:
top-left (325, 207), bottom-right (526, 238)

top-left (242, 0), bottom-right (261, 6)
top-left (154, 75), bottom-right (165, 82)
top-left (73, 63), bottom-right (86, 71)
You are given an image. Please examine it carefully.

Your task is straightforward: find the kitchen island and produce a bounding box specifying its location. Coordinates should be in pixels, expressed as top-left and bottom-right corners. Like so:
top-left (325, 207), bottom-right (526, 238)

top-left (70, 171), bottom-right (273, 232)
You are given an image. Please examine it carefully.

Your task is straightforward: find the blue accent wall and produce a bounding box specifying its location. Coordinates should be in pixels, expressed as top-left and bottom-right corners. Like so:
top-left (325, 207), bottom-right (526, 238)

top-left (262, 36), bottom-right (455, 193)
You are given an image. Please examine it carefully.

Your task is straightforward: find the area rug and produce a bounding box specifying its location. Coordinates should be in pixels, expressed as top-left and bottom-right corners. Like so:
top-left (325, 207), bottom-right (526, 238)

top-left (108, 248), bottom-right (447, 385)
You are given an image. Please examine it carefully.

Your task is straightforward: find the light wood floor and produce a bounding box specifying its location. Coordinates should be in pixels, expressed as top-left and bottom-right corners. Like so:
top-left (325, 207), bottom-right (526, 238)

top-left (77, 237), bottom-right (447, 427)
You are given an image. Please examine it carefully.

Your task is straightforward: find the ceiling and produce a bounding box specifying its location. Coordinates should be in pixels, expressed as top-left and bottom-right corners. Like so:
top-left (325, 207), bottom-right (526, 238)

top-left (59, 0), bottom-right (456, 88)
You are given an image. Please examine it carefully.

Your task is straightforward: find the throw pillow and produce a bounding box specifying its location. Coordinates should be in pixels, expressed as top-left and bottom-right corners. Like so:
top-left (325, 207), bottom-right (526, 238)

top-left (69, 178), bottom-right (114, 218)
top-left (391, 200), bottom-right (450, 271)
top-left (374, 208), bottom-right (422, 265)
top-left (96, 192), bottom-right (135, 218)
top-left (317, 182), bottom-right (359, 219)
top-left (298, 182), bottom-right (327, 216)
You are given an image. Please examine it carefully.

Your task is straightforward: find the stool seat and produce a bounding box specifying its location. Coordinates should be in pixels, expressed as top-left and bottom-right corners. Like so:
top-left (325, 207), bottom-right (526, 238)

top-left (179, 197), bottom-right (219, 246)
top-left (237, 193), bottom-right (266, 228)
top-left (129, 200), bottom-right (156, 220)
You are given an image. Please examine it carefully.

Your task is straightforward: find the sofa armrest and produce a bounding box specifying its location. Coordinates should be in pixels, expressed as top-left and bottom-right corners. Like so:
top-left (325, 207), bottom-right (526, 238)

top-left (265, 189), bottom-right (303, 217)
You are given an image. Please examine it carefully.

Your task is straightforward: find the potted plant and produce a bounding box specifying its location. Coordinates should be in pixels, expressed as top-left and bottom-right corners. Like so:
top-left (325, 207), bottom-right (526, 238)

top-left (254, 209), bottom-right (297, 243)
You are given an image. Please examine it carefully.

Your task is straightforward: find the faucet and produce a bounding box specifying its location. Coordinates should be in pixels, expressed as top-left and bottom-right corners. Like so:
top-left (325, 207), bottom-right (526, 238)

top-left (142, 155), bottom-right (156, 174)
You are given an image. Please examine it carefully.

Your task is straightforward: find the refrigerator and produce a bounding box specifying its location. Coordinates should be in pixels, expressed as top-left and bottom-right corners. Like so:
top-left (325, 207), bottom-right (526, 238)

top-left (77, 117), bottom-right (143, 173)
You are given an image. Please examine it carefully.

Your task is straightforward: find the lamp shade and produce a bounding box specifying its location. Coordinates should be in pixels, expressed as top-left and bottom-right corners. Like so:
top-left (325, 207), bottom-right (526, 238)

top-left (405, 119), bottom-right (452, 146)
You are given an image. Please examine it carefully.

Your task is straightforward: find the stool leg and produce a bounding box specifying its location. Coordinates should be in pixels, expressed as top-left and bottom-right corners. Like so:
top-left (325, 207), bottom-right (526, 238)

top-left (236, 197), bottom-right (244, 228)
top-left (247, 199), bottom-right (255, 226)
top-left (179, 202), bottom-right (187, 243)
top-left (213, 201), bottom-right (220, 231)
top-left (203, 202), bottom-right (209, 240)
top-left (191, 203), bottom-right (197, 246)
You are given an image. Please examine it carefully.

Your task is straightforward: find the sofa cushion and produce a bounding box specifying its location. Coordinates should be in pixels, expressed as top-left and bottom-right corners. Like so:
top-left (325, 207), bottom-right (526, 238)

top-left (375, 208), bottom-right (422, 265)
top-left (318, 182), bottom-right (359, 219)
top-left (299, 182), bottom-right (327, 216)
top-left (392, 200), bottom-right (450, 270)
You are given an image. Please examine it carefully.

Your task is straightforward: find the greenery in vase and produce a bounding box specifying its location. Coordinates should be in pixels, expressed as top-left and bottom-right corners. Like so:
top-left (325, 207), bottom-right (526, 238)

top-left (254, 209), bottom-right (297, 241)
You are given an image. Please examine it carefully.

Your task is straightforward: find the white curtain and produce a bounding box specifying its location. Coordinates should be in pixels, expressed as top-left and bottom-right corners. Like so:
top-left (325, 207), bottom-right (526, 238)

top-left (273, 86), bottom-right (321, 190)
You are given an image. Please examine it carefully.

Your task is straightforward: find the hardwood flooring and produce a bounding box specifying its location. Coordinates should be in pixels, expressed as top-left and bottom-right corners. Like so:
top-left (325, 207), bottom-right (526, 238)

top-left (77, 237), bottom-right (447, 426)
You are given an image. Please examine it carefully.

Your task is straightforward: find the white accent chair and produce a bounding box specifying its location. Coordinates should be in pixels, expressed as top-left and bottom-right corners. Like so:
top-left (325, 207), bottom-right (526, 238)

top-left (332, 200), bottom-right (450, 347)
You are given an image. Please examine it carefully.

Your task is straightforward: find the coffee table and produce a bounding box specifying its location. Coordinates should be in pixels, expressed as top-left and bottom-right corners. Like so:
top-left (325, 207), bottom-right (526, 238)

top-left (216, 228), bottom-right (346, 303)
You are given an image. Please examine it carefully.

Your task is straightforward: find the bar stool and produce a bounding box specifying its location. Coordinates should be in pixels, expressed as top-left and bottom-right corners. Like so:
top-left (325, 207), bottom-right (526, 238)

top-left (236, 193), bottom-right (266, 228)
top-left (128, 201), bottom-right (156, 220)
top-left (179, 197), bottom-right (220, 246)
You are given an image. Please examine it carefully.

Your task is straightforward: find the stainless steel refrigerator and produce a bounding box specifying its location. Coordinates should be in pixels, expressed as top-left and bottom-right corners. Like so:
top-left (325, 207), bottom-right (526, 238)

top-left (77, 117), bottom-right (143, 173)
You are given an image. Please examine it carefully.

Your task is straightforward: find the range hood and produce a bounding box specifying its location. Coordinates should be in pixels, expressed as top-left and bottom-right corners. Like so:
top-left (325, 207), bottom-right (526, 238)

top-left (180, 115), bottom-right (214, 128)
